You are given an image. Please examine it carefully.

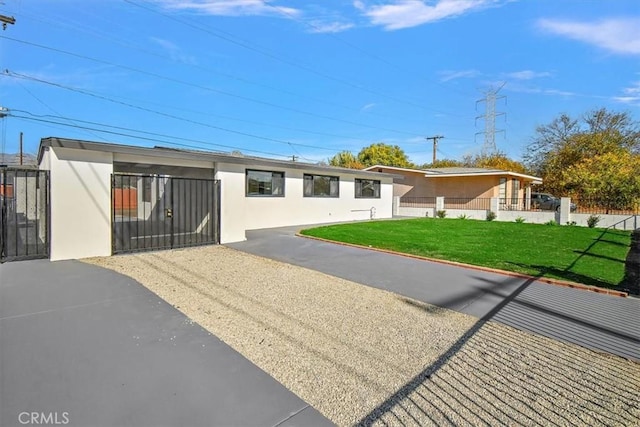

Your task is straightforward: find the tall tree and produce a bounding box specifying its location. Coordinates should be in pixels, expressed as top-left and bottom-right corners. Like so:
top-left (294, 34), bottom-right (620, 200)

top-left (420, 159), bottom-right (463, 169)
top-left (563, 150), bottom-right (640, 208)
top-left (357, 143), bottom-right (414, 168)
top-left (524, 108), bottom-right (639, 177)
top-left (461, 151), bottom-right (527, 174)
top-left (328, 151), bottom-right (363, 169)
top-left (524, 108), bottom-right (640, 203)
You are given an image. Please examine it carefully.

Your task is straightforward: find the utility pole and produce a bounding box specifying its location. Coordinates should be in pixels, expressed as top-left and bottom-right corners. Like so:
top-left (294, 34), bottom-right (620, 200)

top-left (291, 155), bottom-right (298, 162)
top-left (475, 83), bottom-right (506, 155)
top-left (19, 132), bottom-right (23, 165)
top-left (0, 14), bottom-right (15, 30)
top-left (426, 135), bottom-right (444, 164)
top-left (0, 107), bottom-right (6, 165)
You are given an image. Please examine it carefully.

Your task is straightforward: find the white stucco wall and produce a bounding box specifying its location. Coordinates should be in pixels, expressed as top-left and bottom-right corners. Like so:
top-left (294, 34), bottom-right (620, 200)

top-left (47, 147), bottom-right (114, 261)
top-left (216, 163), bottom-right (393, 243)
top-left (40, 145), bottom-right (394, 258)
top-left (215, 162), bottom-right (247, 244)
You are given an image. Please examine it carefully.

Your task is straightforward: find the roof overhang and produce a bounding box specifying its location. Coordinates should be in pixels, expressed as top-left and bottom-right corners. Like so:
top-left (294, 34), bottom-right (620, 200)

top-left (38, 138), bottom-right (395, 179)
top-left (364, 164), bottom-right (542, 184)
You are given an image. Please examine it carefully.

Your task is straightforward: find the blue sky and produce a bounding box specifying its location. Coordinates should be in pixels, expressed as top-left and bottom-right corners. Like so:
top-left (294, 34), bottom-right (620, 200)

top-left (1, 0), bottom-right (638, 165)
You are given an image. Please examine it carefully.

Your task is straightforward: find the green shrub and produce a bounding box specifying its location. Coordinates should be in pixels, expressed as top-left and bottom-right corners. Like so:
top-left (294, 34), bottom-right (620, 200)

top-left (515, 216), bottom-right (525, 224)
top-left (587, 215), bottom-right (601, 228)
top-left (545, 220), bottom-right (557, 226)
top-left (486, 211), bottom-right (496, 221)
top-left (457, 214), bottom-right (469, 220)
top-left (436, 210), bottom-right (447, 219)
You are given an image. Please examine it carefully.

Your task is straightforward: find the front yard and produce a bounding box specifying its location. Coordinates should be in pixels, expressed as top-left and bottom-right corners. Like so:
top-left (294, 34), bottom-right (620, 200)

top-left (301, 218), bottom-right (631, 289)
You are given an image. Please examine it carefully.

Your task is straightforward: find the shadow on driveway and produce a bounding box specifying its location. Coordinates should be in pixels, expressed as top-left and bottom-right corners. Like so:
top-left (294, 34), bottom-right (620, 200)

top-left (229, 226), bottom-right (640, 361)
top-left (0, 259), bottom-right (330, 427)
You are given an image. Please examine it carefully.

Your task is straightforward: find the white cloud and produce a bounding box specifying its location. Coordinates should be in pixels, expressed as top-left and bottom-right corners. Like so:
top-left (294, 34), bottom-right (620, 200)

top-left (355, 0), bottom-right (511, 31)
top-left (360, 102), bottom-right (377, 111)
top-left (543, 88), bottom-right (576, 97)
top-left (622, 80), bottom-right (640, 95)
top-left (439, 69), bottom-right (480, 82)
top-left (149, 37), bottom-right (197, 64)
top-left (613, 80), bottom-right (640, 104)
top-left (613, 96), bottom-right (640, 104)
top-left (307, 20), bottom-right (354, 33)
top-left (157, 0), bottom-right (301, 17)
top-left (537, 18), bottom-right (640, 55)
top-left (503, 70), bottom-right (551, 80)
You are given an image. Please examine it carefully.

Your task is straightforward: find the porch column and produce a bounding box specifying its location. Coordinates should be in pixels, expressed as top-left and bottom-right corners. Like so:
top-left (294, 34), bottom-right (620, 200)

top-left (525, 185), bottom-right (531, 210)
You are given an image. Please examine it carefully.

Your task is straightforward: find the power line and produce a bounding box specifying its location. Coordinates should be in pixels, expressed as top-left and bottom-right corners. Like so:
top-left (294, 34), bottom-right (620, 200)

top-left (6, 71), bottom-right (374, 155)
top-left (6, 70), bottom-right (376, 145)
top-left (17, 8), bottom-right (437, 125)
top-left (15, 79), bottom-right (111, 143)
top-left (270, 5), bottom-right (477, 102)
top-left (0, 38), bottom-right (424, 137)
top-left (124, 0), bottom-right (449, 115)
top-left (8, 110), bottom-right (293, 159)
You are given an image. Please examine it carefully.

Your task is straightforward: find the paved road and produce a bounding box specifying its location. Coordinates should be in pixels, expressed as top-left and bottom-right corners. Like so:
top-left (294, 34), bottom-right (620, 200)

top-left (229, 226), bottom-right (640, 361)
top-left (0, 260), bottom-right (331, 427)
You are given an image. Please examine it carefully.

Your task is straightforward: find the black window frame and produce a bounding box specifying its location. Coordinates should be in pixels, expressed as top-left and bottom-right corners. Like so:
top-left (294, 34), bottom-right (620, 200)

top-left (303, 174), bottom-right (340, 198)
top-left (355, 178), bottom-right (381, 199)
top-left (245, 169), bottom-right (285, 197)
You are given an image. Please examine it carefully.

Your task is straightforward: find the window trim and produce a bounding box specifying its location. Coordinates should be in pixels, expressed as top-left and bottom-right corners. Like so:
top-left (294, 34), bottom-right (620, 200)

top-left (303, 174), bottom-right (340, 198)
top-left (245, 169), bottom-right (285, 197)
top-left (355, 178), bottom-right (381, 199)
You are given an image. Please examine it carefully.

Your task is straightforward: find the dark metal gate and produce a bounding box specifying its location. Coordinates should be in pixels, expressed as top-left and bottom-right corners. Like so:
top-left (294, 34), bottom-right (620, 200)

top-left (0, 168), bottom-right (49, 262)
top-left (112, 174), bottom-right (220, 254)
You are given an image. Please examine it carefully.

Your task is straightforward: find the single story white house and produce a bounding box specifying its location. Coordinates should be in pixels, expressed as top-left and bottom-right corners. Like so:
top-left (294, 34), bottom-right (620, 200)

top-left (37, 138), bottom-right (394, 261)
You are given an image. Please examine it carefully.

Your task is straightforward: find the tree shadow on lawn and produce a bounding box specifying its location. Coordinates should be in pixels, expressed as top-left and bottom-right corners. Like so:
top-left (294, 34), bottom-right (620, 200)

top-left (506, 227), bottom-right (630, 290)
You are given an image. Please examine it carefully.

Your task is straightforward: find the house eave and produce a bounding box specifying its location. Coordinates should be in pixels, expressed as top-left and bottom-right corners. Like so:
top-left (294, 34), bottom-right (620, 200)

top-left (38, 138), bottom-right (394, 179)
top-left (364, 164), bottom-right (542, 183)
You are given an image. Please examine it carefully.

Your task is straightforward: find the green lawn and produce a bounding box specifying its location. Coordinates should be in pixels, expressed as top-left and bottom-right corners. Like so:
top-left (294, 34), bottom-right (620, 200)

top-left (300, 218), bottom-right (632, 289)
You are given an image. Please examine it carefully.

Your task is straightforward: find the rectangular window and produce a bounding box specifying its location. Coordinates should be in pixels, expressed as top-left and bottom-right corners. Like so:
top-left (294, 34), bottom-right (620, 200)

top-left (303, 174), bottom-right (339, 197)
top-left (355, 178), bottom-right (380, 198)
top-left (246, 169), bottom-right (285, 196)
top-left (499, 178), bottom-right (507, 202)
top-left (511, 178), bottom-right (520, 200)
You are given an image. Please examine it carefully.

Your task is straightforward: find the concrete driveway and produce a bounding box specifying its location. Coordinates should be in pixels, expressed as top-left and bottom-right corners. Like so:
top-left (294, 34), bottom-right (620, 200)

top-left (0, 260), bottom-right (331, 427)
top-left (228, 226), bottom-right (640, 361)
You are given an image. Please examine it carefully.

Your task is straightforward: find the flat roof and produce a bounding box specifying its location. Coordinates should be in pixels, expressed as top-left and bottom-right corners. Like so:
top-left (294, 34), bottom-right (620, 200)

top-left (38, 138), bottom-right (394, 179)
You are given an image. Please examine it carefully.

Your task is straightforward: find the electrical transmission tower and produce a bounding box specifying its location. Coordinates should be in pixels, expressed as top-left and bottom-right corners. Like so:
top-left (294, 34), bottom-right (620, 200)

top-left (475, 83), bottom-right (506, 155)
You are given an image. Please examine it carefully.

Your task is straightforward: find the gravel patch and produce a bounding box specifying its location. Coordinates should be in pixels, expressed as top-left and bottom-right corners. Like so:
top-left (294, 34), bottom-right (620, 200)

top-left (85, 246), bottom-right (640, 426)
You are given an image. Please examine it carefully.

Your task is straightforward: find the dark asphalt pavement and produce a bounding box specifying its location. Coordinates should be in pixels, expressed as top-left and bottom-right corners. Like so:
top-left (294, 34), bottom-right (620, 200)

top-left (228, 226), bottom-right (640, 361)
top-left (0, 259), bottom-right (331, 427)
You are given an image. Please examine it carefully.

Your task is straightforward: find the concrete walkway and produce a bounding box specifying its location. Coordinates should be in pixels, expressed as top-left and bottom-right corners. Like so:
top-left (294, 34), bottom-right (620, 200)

top-left (0, 260), bottom-right (331, 427)
top-left (229, 226), bottom-right (640, 361)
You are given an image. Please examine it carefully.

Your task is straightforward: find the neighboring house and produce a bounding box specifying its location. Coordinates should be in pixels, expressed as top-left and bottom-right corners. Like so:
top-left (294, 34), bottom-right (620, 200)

top-left (37, 138), bottom-right (394, 261)
top-left (363, 165), bottom-right (542, 208)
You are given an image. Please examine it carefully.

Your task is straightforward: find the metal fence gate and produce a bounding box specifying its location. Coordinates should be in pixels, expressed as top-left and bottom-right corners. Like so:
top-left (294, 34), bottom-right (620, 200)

top-left (112, 174), bottom-right (220, 254)
top-left (0, 168), bottom-right (49, 262)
